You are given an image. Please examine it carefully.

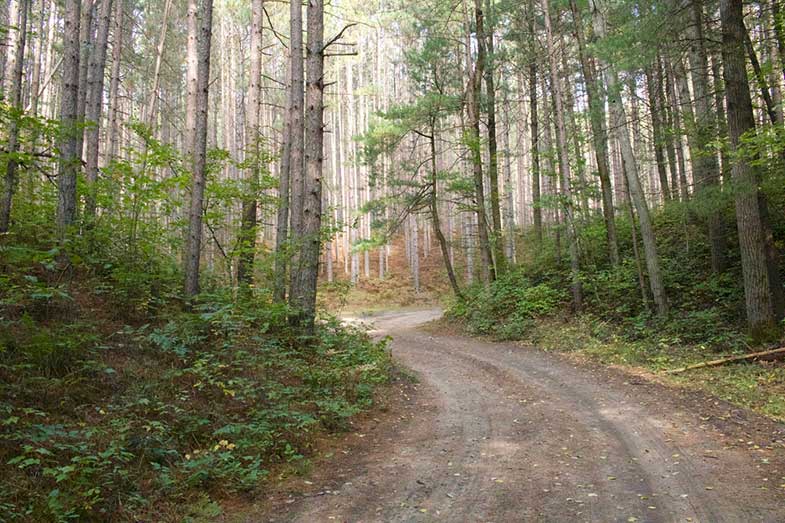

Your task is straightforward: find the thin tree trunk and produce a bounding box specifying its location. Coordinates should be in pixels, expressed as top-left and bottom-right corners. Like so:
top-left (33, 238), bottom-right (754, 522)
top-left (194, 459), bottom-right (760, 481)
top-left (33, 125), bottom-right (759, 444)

top-left (411, 214), bottom-right (420, 293)
top-left (106, 0), bottom-right (123, 161)
top-left (591, 0), bottom-right (668, 316)
top-left (569, 0), bottom-right (619, 266)
top-left (623, 165), bottom-right (650, 308)
top-left (744, 27), bottom-right (778, 126)
top-left (479, 0), bottom-right (505, 274)
top-left (710, 53), bottom-right (732, 184)
top-left (286, 0), bottom-right (306, 305)
top-left (83, 0), bottom-right (114, 223)
top-left (645, 64), bottom-right (671, 203)
top-left (41, 0), bottom-right (57, 118)
top-left (528, 0), bottom-right (543, 243)
top-left (237, 0), bottom-right (263, 286)
top-left (685, 0), bottom-right (726, 273)
top-left (430, 130), bottom-right (463, 298)
top-left (0, 0), bottom-right (29, 232)
top-left (467, 0), bottom-right (495, 283)
top-left (665, 58), bottom-right (690, 201)
top-left (543, 0), bottom-right (582, 309)
top-left (75, 0), bottom-right (95, 166)
top-left (56, 0), bottom-right (83, 236)
top-left (772, 0), bottom-right (785, 81)
top-left (183, 0), bottom-right (214, 297)
top-left (502, 96), bottom-right (516, 263)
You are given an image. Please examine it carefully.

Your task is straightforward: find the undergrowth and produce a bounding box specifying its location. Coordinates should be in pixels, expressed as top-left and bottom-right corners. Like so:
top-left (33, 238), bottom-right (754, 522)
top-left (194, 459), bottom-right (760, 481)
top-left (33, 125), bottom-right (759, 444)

top-left (447, 203), bottom-right (785, 420)
top-left (0, 237), bottom-right (391, 522)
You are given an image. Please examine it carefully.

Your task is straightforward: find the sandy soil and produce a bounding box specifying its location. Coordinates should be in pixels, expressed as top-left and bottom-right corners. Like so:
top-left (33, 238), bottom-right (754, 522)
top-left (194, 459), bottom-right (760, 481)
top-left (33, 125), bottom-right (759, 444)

top-left (241, 309), bottom-right (785, 523)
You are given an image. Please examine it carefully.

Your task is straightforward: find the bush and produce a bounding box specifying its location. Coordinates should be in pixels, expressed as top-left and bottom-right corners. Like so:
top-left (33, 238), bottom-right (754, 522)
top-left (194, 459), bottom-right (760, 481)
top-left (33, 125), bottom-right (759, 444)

top-left (1, 283), bottom-right (391, 521)
top-left (450, 206), bottom-right (768, 353)
top-left (450, 269), bottom-right (565, 340)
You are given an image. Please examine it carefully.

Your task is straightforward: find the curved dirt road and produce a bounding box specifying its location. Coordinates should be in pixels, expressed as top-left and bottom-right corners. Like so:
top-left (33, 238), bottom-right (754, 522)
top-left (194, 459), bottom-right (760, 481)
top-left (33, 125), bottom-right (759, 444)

top-left (257, 309), bottom-right (785, 522)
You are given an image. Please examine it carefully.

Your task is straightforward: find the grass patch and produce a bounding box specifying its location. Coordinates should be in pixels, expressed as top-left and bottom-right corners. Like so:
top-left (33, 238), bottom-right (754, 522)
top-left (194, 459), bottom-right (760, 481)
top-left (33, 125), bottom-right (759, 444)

top-left (512, 314), bottom-right (785, 421)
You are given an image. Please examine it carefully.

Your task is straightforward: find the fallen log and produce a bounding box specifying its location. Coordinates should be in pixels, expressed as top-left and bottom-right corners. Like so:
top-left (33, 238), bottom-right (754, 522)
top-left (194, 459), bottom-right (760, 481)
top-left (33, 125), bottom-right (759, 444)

top-left (665, 346), bottom-right (785, 374)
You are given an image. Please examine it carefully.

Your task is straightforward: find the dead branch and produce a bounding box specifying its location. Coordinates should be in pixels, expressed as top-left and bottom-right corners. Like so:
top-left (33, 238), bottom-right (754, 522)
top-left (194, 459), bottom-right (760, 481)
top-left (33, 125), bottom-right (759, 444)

top-left (665, 347), bottom-right (785, 374)
top-left (323, 23), bottom-right (358, 51)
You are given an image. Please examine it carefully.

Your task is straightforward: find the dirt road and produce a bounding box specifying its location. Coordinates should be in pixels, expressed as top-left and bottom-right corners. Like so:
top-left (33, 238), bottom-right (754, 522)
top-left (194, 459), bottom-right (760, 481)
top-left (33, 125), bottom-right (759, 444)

top-left (256, 309), bottom-right (785, 522)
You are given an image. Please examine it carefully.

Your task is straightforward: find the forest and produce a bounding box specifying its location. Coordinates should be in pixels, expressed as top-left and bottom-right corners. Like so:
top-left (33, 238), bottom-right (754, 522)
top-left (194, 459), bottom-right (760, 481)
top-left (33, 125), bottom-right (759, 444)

top-left (1, 0), bottom-right (784, 519)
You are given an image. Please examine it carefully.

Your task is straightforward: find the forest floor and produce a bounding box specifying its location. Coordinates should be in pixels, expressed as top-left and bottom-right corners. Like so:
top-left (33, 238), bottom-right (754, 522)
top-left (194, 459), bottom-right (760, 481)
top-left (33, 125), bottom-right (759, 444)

top-left (230, 309), bottom-right (785, 522)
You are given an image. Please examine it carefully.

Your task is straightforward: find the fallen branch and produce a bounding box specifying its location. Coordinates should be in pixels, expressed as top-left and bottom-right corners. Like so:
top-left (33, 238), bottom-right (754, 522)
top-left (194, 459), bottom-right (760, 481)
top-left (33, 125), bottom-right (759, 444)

top-left (665, 346), bottom-right (785, 374)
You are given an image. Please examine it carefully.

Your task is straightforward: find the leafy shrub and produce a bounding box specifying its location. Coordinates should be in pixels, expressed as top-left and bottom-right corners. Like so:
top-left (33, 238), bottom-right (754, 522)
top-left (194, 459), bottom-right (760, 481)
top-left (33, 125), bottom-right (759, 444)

top-left (450, 269), bottom-right (565, 339)
top-left (1, 286), bottom-right (390, 521)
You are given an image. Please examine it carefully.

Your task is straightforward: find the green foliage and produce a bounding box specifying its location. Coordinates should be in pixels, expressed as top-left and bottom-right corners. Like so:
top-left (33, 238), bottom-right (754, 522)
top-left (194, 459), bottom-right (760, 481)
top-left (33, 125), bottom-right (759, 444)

top-left (449, 268), bottom-right (566, 340)
top-left (0, 249), bottom-right (391, 521)
top-left (449, 193), bottom-right (778, 353)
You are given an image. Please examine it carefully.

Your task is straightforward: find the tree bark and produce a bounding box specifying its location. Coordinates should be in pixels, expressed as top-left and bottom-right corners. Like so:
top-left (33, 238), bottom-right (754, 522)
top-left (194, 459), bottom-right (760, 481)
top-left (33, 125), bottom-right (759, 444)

top-left (237, 0), bottom-right (264, 286)
top-left (0, 0), bottom-right (29, 232)
top-left (290, 0), bottom-right (324, 331)
top-left (591, 0), bottom-right (668, 316)
top-left (543, 0), bottom-right (582, 310)
top-left (466, 1), bottom-right (495, 283)
top-left (569, 0), bottom-right (619, 266)
top-left (56, 0), bottom-right (83, 237)
top-left (83, 0), bottom-right (114, 223)
top-left (685, 0), bottom-right (726, 273)
top-left (75, 0), bottom-right (95, 166)
top-left (720, 0), bottom-right (778, 334)
top-left (430, 130), bottom-right (463, 299)
top-left (106, 0), bottom-right (123, 161)
top-left (183, 0), bottom-right (214, 297)
top-left (479, 0), bottom-right (505, 274)
top-left (528, 0), bottom-right (543, 244)
top-left (285, 0), bottom-right (306, 304)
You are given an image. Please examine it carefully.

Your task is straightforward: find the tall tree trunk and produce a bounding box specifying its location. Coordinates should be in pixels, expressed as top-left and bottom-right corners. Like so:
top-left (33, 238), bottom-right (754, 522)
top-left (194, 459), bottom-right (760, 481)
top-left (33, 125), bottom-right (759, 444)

top-left (502, 96), bottom-right (516, 263)
top-left (28, 1), bottom-right (45, 119)
top-left (0, 0), bottom-right (29, 232)
top-left (106, 0), bottom-right (123, 161)
top-left (664, 58), bottom-right (690, 201)
top-left (466, 1), bottom-right (495, 283)
top-left (56, 0), bottom-right (83, 237)
top-left (75, 0), bottom-right (95, 166)
top-left (83, 0), bottom-right (114, 223)
top-left (569, 0), bottom-right (619, 266)
top-left (285, 0), bottom-right (306, 304)
top-left (710, 53), bottom-right (733, 184)
top-left (660, 55), bottom-right (680, 200)
top-left (430, 129), bottom-right (463, 299)
top-left (290, 0), bottom-right (324, 331)
top-left (561, 36), bottom-right (590, 219)
top-left (528, 0), bottom-right (543, 243)
top-left (410, 214), bottom-right (420, 293)
top-left (41, 0), bottom-right (58, 118)
top-left (591, 0), bottom-right (668, 316)
top-left (479, 0), bottom-right (505, 274)
top-left (645, 64), bottom-right (671, 203)
top-left (685, 0), bottom-right (726, 273)
top-left (720, 0), bottom-right (779, 334)
top-left (237, 0), bottom-right (263, 286)
top-left (183, 0), bottom-right (214, 297)
top-left (772, 0), bottom-right (785, 81)
top-left (742, 27), bottom-right (778, 126)
top-left (543, 0), bottom-right (582, 309)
